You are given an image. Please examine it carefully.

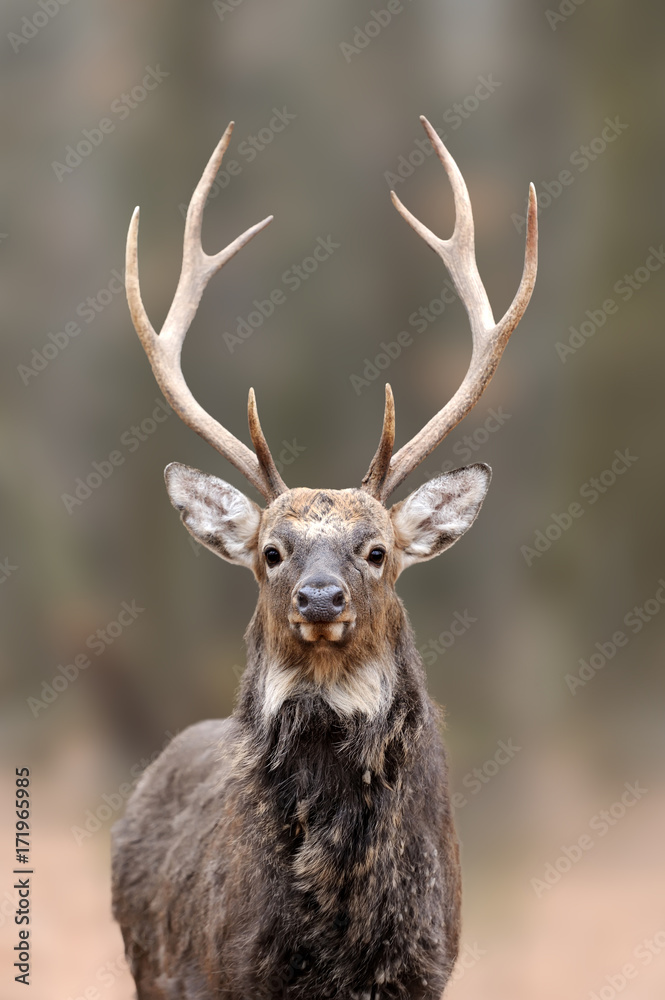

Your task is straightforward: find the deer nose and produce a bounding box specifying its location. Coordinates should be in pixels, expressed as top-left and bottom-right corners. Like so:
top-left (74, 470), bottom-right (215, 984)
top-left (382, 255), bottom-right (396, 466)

top-left (296, 579), bottom-right (346, 622)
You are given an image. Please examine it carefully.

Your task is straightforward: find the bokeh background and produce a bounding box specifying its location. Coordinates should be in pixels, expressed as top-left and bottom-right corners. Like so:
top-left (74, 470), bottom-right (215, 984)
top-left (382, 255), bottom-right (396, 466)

top-left (1, 1), bottom-right (664, 997)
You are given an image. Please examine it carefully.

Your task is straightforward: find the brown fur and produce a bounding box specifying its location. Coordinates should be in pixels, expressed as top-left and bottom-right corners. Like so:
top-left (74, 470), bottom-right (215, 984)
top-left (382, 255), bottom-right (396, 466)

top-left (112, 470), bottom-right (490, 998)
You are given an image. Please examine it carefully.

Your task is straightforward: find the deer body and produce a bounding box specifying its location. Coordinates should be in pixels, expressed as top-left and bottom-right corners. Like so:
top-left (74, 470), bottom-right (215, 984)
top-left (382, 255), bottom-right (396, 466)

top-left (111, 119), bottom-right (537, 999)
top-left (113, 511), bottom-right (460, 997)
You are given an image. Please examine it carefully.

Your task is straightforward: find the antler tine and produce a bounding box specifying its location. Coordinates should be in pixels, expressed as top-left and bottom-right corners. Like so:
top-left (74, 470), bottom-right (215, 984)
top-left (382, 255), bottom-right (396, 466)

top-left (125, 122), bottom-right (287, 502)
top-left (247, 388), bottom-right (288, 500)
top-left (390, 116), bottom-right (495, 338)
top-left (361, 384), bottom-right (395, 497)
top-left (162, 123), bottom-right (274, 347)
top-left (368, 116), bottom-right (537, 502)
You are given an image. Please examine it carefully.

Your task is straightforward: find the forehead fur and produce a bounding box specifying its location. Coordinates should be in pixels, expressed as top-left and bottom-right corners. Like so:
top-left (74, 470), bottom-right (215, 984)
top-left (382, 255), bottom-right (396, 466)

top-left (261, 488), bottom-right (393, 540)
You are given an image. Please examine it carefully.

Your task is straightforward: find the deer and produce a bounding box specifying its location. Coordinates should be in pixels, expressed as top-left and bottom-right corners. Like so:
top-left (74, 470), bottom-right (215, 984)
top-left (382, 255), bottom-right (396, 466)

top-left (111, 116), bottom-right (537, 1000)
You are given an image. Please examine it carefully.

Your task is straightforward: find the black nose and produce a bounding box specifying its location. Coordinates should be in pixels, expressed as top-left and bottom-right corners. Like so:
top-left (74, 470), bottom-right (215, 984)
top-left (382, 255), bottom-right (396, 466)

top-left (296, 579), bottom-right (346, 622)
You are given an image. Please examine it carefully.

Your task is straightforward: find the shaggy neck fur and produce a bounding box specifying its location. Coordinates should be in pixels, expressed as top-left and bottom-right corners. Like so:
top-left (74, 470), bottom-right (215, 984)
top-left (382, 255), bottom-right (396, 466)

top-left (224, 603), bottom-right (457, 999)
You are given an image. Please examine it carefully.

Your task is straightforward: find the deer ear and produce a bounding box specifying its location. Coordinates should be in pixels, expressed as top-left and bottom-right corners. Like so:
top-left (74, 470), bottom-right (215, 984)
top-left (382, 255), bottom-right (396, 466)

top-left (164, 462), bottom-right (262, 569)
top-left (390, 464), bottom-right (491, 572)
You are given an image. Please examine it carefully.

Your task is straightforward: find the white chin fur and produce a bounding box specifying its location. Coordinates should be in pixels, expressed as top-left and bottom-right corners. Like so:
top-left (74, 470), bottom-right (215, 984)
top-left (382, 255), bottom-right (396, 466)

top-left (262, 656), bottom-right (394, 720)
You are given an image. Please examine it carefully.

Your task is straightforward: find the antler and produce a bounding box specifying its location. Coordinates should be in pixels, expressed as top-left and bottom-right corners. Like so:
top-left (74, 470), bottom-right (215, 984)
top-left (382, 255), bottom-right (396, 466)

top-left (125, 121), bottom-right (288, 502)
top-left (363, 116), bottom-right (538, 502)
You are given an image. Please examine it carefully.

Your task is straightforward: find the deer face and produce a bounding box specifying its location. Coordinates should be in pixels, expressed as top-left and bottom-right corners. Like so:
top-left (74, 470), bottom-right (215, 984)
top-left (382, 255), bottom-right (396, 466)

top-left (165, 462), bottom-right (491, 659)
top-left (257, 487), bottom-right (397, 650)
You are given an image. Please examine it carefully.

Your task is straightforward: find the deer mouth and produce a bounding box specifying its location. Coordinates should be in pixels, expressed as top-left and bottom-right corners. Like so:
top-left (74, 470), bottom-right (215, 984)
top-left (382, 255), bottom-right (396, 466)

top-left (289, 618), bottom-right (356, 644)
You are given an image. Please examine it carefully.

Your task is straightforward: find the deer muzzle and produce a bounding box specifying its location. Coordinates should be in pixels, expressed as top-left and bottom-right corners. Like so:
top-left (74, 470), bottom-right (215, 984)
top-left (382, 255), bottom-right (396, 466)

top-left (290, 575), bottom-right (355, 643)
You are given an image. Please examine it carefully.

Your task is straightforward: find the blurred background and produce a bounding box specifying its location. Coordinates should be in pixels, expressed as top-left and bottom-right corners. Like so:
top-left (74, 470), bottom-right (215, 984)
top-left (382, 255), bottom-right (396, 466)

top-left (1, 0), bottom-right (664, 997)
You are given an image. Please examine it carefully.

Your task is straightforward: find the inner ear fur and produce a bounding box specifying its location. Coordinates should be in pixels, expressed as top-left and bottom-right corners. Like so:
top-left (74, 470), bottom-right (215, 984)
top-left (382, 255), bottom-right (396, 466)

top-left (390, 464), bottom-right (491, 569)
top-left (164, 462), bottom-right (262, 569)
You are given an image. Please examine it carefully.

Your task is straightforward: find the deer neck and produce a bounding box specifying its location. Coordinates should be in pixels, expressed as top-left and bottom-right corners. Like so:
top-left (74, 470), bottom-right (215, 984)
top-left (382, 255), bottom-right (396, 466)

top-left (231, 598), bottom-right (433, 802)
top-left (237, 591), bottom-right (419, 727)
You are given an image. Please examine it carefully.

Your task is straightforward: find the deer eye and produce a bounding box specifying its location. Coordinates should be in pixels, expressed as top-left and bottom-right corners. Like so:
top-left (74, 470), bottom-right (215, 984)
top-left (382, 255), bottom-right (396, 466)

top-left (264, 547), bottom-right (282, 567)
top-left (367, 547), bottom-right (386, 566)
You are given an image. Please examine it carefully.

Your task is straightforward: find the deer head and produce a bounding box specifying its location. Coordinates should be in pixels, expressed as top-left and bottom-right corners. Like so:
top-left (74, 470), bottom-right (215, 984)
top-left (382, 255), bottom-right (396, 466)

top-left (125, 118), bottom-right (537, 702)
